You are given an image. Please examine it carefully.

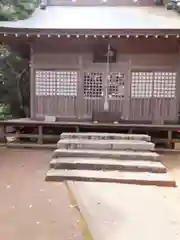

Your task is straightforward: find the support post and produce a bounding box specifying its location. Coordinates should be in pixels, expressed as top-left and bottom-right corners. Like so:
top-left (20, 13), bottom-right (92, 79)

top-left (128, 128), bottom-right (133, 134)
top-left (75, 126), bottom-right (79, 133)
top-left (37, 125), bottom-right (43, 144)
top-left (104, 44), bottom-right (110, 111)
top-left (30, 45), bottom-right (36, 119)
top-left (0, 125), bottom-right (6, 144)
top-left (167, 130), bottom-right (173, 149)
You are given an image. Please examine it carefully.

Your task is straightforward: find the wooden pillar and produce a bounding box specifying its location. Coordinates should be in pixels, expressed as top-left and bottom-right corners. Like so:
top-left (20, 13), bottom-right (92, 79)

top-left (37, 125), bottom-right (43, 144)
top-left (77, 55), bottom-right (84, 119)
top-left (167, 130), bottom-right (173, 149)
top-left (176, 46), bottom-right (180, 122)
top-left (15, 127), bottom-right (20, 142)
top-left (125, 60), bottom-right (132, 120)
top-left (0, 125), bottom-right (6, 143)
top-left (75, 126), bottom-right (79, 133)
top-left (128, 128), bottom-right (133, 134)
top-left (30, 45), bottom-right (36, 119)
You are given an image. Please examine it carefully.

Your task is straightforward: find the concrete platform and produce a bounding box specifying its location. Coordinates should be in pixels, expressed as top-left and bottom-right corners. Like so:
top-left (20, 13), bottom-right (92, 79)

top-left (46, 169), bottom-right (176, 187)
top-left (50, 158), bottom-right (167, 173)
top-left (68, 182), bottom-right (180, 240)
top-left (52, 149), bottom-right (160, 161)
top-left (61, 133), bottom-right (151, 141)
top-left (57, 139), bottom-right (154, 151)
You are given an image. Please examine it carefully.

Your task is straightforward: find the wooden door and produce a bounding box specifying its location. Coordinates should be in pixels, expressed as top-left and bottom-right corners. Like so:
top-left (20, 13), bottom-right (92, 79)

top-left (81, 63), bottom-right (105, 118)
top-left (80, 62), bottom-right (130, 120)
top-left (108, 63), bottom-right (130, 120)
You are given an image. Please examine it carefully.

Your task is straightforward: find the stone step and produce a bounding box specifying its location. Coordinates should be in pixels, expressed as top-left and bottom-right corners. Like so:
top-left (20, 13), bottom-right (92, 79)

top-left (50, 158), bottom-right (167, 173)
top-left (61, 133), bottom-right (151, 141)
top-left (52, 149), bottom-right (160, 161)
top-left (57, 139), bottom-right (154, 151)
top-left (45, 169), bottom-right (176, 187)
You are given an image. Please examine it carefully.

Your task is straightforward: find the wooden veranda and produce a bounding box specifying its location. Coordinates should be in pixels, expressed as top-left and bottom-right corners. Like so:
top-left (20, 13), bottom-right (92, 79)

top-left (0, 118), bottom-right (180, 151)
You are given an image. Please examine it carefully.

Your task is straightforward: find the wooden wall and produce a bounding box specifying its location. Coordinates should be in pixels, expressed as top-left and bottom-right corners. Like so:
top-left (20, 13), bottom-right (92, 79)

top-left (30, 37), bottom-right (180, 123)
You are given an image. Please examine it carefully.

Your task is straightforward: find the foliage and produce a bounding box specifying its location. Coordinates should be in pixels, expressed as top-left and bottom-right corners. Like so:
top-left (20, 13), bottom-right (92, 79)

top-left (0, 0), bottom-right (37, 21)
top-left (0, 44), bottom-right (30, 118)
top-left (0, 104), bottom-right (12, 120)
top-left (0, 1), bottom-right (34, 118)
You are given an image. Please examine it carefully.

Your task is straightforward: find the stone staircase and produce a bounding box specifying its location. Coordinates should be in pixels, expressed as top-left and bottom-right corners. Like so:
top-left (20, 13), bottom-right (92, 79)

top-left (46, 133), bottom-right (176, 187)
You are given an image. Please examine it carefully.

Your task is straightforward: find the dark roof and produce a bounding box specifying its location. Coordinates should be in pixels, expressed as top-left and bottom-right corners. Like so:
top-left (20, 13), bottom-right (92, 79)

top-left (0, 6), bottom-right (180, 32)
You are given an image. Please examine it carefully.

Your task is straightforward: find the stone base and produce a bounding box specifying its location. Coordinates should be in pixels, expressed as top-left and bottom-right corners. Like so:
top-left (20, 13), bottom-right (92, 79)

top-left (50, 158), bottom-right (167, 173)
top-left (57, 139), bottom-right (155, 151)
top-left (52, 149), bottom-right (160, 161)
top-left (46, 169), bottom-right (176, 187)
top-left (46, 132), bottom-right (176, 187)
top-left (60, 133), bottom-right (151, 141)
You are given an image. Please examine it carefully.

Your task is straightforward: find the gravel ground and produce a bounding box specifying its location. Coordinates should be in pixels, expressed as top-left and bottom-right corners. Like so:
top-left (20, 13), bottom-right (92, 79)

top-left (162, 153), bottom-right (180, 185)
top-left (0, 148), bottom-right (83, 240)
top-left (1, 148), bottom-right (180, 240)
top-left (159, 153), bottom-right (180, 204)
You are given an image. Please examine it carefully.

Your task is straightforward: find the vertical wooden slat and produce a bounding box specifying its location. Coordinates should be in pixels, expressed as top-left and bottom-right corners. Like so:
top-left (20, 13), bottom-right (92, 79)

top-left (77, 55), bottom-right (84, 118)
top-left (126, 60), bottom-right (132, 120)
top-left (30, 46), bottom-right (36, 119)
top-left (175, 60), bottom-right (180, 121)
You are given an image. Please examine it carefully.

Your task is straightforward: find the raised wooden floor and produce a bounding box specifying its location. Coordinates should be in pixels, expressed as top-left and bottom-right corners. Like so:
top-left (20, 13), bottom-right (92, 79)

top-left (1, 118), bottom-right (180, 130)
top-left (1, 118), bottom-right (180, 150)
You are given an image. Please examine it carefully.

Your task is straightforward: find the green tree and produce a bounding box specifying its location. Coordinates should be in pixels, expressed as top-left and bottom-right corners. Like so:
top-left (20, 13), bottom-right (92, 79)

top-left (0, 1), bottom-right (35, 118)
top-left (0, 0), bottom-right (37, 20)
top-left (0, 45), bottom-right (30, 117)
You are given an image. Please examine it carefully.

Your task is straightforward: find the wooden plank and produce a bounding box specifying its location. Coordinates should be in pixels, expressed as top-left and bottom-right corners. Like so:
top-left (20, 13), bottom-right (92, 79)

top-left (6, 143), bottom-right (56, 149)
top-left (46, 169), bottom-right (176, 187)
top-left (156, 148), bottom-right (180, 153)
top-left (2, 143), bottom-right (180, 152)
top-left (5, 133), bottom-right (60, 139)
top-left (0, 118), bottom-right (180, 130)
top-left (172, 138), bottom-right (180, 143)
top-left (50, 158), bottom-right (167, 173)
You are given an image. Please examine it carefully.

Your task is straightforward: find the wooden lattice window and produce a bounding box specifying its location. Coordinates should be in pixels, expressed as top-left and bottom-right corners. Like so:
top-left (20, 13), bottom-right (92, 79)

top-left (35, 70), bottom-right (78, 96)
top-left (131, 72), bottom-right (153, 98)
top-left (36, 71), bottom-right (56, 96)
top-left (84, 72), bottom-right (103, 98)
top-left (56, 71), bottom-right (77, 96)
top-left (154, 72), bottom-right (176, 98)
top-left (108, 72), bottom-right (125, 99)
